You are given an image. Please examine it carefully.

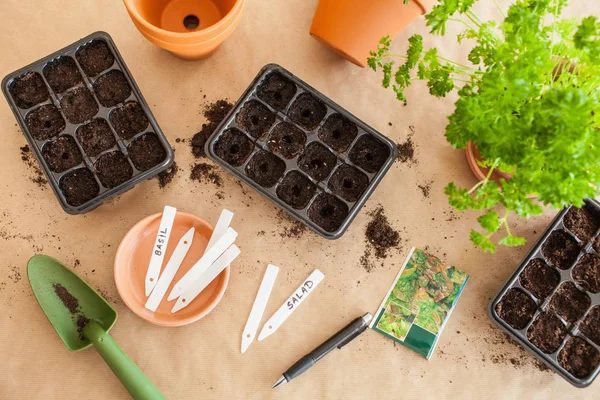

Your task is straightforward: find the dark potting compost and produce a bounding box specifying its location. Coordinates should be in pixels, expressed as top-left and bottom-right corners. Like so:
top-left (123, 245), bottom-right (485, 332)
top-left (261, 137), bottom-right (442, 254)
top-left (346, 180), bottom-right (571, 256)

top-left (191, 99), bottom-right (233, 158)
top-left (53, 283), bottom-right (90, 341)
top-left (2, 32), bottom-right (172, 214)
top-left (157, 161), bottom-right (178, 189)
top-left (205, 64), bottom-right (397, 239)
top-left (489, 200), bottom-right (600, 387)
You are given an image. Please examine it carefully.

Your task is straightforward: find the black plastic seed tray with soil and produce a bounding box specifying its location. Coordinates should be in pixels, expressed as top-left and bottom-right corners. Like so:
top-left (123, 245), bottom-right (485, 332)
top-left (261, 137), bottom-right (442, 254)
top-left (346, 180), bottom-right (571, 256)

top-left (2, 31), bottom-right (173, 214)
top-left (489, 200), bottom-right (600, 388)
top-left (205, 64), bottom-right (397, 239)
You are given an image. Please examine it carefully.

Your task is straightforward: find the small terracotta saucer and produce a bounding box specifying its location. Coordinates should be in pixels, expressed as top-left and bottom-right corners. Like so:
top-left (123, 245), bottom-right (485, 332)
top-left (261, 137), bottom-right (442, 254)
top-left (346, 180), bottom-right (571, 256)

top-left (114, 211), bottom-right (230, 327)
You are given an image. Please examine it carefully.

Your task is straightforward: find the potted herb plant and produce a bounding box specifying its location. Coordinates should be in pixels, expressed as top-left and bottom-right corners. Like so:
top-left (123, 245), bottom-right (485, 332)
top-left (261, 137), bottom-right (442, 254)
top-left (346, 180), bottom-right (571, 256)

top-left (368, 0), bottom-right (600, 252)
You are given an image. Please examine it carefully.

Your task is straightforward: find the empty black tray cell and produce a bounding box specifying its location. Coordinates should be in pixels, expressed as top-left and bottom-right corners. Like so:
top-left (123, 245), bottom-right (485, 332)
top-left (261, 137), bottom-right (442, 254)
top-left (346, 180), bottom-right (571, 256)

top-left (9, 72), bottom-right (48, 109)
top-left (288, 93), bottom-right (327, 130)
top-left (579, 307), bottom-right (600, 346)
top-left (76, 118), bottom-right (116, 157)
top-left (519, 258), bottom-right (560, 300)
top-left (43, 56), bottom-right (83, 94)
top-left (267, 122), bottom-right (306, 159)
top-left (60, 87), bottom-right (99, 124)
top-left (94, 70), bottom-right (131, 108)
top-left (43, 136), bottom-right (83, 173)
top-left (60, 168), bottom-right (99, 207)
top-left (127, 133), bottom-right (167, 171)
top-left (558, 337), bottom-right (600, 379)
top-left (256, 71), bottom-right (297, 110)
top-left (318, 113), bottom-right (358, 152)
top-left (245, 150), bottom-right (286, 188)
top-left (541, 230), bottom-right (580, 270)
top-left (572, 254), bottom-right (600, 294)
top-left (495, 288), bottom-right (536, 330)
top-left (527, 312), bottom-right (567, 354)
top-left (26, 104), bottom-right (65, 140)
top-left (308, 193), bottom-right (349, 232)
top-left (276, 170), bottom-right (317, 209)
top-left (76, 40), bottom-right (115, 77)
top-left (328, 164), bottom-right (369, 202)
top-left (349, 134), bottom-right (391, 173)
top-left (214, 128), bottom-right (254, 167)
top-left (235, 100), bottom-right (275, 139)
top-left (564, 205), bottom-right (600, 242)
top-left (95, 151), bottom-right (133, 188)
top-left (297, 142), bottom-right (336, 181)
top-left (109, 101), bottom-right (149, 139)
top-left (549, 282), bottom-right (591, 323)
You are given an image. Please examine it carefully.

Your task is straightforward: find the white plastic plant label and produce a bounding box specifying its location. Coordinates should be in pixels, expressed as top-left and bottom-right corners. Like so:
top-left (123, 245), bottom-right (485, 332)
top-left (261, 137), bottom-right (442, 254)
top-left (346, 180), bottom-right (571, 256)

top-left (145, 205), bottom-right (177, 297)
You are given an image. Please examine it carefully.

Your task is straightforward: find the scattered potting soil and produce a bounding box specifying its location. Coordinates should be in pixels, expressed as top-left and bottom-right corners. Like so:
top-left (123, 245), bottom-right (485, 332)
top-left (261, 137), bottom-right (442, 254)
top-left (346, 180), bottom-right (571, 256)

top-left (526, 312), bottom-right (567, 354)
top-left (157, 161), bottom-right (178, 188)
top-left (564, 206), bottom-right (600, 242)
top-left (76, 40), bottom-right (115, 77)
top-left (213, 128), bottom-right (254, 166)
top-left (267, 122), bottom-right (306, 159)
top-left (519, 258), bottom-right (560, 300)
top-left (60, 168), bottom-right (100, 206)
top-left (558, 336), bottom-right (600, 379)
top-left (20, 144), bottom-right (47, 187)
top-left (288, 92), bottom-right (327, 130)
top-left (579, 307), bottom-right (600, 346)
top-left (418, 181), bottom-right (432, 198)
top-left (297, 142), bottom-right (336, 181)
top-left (396, 130), bottom-right (417, 166)
top-left (191, 99), bottom-right (233, 158)
top-left (94, 151), bottom-right (133, 188)
top-left (318, 113), bottom-right (358, 152)
top-left (127, 133), bottom-right (167, 171)
top-left (328, 164), bottom-right (368, 202)
top-left (365, 206), bottom-right (400, 259)
top-left (572, 253), bottom-right (600, 293)
top-left (43, 56), bottom-right (83, 93)
top-left (276, 170), bottom-right (317, 209)
top-left (9, 72), bottom-right (49, 109)
top-left (495, 288), bottom-right (536, 330)
top-left (245, 150), bottom-right (286, 188)
top-left (307, 192), bottom-right (348, 232)
top-left (236, 99), bottom-right (275, 139)
top-left (53, 283), bottom-right (79, 314)
top-left (43, 135), bottom-right (83, 173)
top-left (549, 282), bottom-right (591, 323)
top-left (541, 230), bottom-right (580, 270)
top-left (60, 87), bottom-right (99, 124)
top-left (190, 163), bottom-right (223, 187)
top-left (26, 104), bottom-right (66, 140)
top-left (277, 210), bottom-right (307, 238)
top-left (256, 71), bottom-right (297, 111)
top-left (93, 70), bottom-right (132, 107)
top-left (76, 118), bottom-right (116, 157)
top-left (349, 134), bottom-right (390, 173)
top-left (109, 101), bottom-right (149, 140)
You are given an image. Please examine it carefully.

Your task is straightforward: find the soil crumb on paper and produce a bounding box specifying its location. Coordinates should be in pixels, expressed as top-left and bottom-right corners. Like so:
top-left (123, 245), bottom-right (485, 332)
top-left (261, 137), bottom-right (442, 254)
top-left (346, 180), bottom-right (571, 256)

top-left (361, 206), bottom-right (401, 272)
top-left (396, 126), bottom-right (417, 166)
top-left (157, 161), bottom-right (178, 188)
top-left (20, 144), bottom-right (47, 188)
top-left (418, 181), bottom-right (432, 198)
top-left (191, 99), bottom-right (233, 158)
top-left (190, 163), bottom-right (223, 188)
top-left (277, 210), bottom-right (307, 239)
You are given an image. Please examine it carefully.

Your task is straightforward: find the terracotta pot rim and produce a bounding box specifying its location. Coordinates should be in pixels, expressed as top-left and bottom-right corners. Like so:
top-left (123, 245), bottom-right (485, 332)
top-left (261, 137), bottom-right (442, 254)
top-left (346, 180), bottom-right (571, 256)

top-left (123, 0), bottom-right (244, 41)
top-left (135, 17), bottom-right (240, 48)
top-left (412, 0), bottom-right (435, 15)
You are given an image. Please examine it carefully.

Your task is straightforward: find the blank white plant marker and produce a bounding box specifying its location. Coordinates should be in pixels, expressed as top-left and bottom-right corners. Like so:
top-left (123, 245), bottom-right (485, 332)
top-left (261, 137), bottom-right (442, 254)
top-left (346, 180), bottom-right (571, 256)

top-left (171, 245), bottom-right (241, 313)
top-left (145, 205), bottom-right (177, 297)
top-left (241, 264), bottom-right (279, 354)
top-left (144, 227), bottom-right (195, 312)
top-left (167, 227), bottom-right (238, 301)
top-left (206, 209), bottom-right (233, 250)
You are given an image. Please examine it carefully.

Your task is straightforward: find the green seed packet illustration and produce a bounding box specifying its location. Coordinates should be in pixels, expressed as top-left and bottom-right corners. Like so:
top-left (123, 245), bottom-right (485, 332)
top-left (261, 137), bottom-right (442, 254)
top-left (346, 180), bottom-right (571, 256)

top-left (370, 247), bottom-right (469, 359)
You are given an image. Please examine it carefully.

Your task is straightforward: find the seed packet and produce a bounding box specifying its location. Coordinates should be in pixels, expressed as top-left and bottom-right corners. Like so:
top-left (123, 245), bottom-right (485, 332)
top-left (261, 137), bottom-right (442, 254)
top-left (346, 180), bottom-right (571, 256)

top-left (370, 247), bottom-right (469, 359)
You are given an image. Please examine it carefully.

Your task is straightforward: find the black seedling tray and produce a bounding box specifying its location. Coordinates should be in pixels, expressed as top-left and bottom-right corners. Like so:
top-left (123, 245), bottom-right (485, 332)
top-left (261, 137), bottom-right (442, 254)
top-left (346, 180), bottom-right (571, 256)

top-left (2, 31), bottom-right (173, 214)
top-left (489, 199), bottom-right (600, 388)
top-left (205, 64), bottom-right (397, 239)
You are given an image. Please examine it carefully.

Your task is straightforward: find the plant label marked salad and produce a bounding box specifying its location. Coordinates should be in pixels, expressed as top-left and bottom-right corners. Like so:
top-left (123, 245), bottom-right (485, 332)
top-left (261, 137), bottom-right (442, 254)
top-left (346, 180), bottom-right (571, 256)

top-left (371, 248), bottom-right (469, 359)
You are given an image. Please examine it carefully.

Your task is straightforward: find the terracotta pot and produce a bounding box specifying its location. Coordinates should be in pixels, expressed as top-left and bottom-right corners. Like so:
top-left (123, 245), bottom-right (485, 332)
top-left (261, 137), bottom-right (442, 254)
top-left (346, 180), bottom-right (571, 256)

top-left (310, 0), bottom-right (433, 68)
top-left (465, 141), bottom-right (513, 183)
top-left (122, 0), bottom-right (245, 60)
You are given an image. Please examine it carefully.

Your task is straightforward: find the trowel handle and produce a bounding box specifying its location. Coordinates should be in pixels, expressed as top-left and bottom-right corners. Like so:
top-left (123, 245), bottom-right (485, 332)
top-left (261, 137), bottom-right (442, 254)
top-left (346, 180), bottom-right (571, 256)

top-left (84, 321), bottom-right (166, 400)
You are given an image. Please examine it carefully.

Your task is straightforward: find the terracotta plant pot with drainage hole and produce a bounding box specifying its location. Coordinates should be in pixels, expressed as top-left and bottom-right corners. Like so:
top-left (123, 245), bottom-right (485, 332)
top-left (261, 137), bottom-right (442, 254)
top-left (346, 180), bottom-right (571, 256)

top-left (309, 0), bottom-right (434, 68)
top-left (122, 0), bottom-right (245, 60)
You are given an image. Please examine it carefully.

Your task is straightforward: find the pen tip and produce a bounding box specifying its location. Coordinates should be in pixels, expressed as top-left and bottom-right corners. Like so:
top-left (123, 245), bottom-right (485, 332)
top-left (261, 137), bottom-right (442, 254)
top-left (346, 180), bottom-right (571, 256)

top-left (272, 376), bottom-right (286, 389)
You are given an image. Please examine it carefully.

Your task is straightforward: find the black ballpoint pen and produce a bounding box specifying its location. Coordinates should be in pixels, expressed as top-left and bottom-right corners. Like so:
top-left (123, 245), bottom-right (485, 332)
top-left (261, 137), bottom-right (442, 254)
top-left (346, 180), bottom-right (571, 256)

top-left (272, 312), bottom-right (372, 388)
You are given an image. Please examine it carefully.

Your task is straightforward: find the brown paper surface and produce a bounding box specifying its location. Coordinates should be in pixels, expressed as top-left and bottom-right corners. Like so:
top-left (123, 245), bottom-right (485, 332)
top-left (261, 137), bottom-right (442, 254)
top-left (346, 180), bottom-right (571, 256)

top-left (0, 1), bottom-right (597, 398)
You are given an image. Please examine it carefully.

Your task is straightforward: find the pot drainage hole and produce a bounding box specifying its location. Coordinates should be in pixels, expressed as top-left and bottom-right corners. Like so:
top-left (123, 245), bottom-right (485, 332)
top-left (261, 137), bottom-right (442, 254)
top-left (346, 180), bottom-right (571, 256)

top-left (183, 15), bottom-right (200, 30)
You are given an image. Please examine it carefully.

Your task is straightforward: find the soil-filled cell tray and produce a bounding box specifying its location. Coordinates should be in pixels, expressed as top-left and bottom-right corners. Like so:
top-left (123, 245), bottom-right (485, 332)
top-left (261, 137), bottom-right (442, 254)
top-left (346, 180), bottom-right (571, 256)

top-left (489, 200), bottom-right (600, 388)
top-left (2, 31), bottom-right (173, 214)
top-left (205, 64), bottom-right (397, 239)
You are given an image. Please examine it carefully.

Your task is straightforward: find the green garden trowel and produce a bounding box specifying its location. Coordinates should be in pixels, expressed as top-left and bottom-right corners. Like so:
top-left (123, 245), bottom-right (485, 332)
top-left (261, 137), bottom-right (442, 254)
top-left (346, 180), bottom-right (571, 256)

top-left (28, 255), bottom-right (165, 400)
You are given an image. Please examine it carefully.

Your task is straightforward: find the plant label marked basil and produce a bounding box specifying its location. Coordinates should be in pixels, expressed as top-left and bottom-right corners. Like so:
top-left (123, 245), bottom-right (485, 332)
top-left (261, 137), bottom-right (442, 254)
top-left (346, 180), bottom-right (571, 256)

top-left (145, 227), bottom-right (195, 312)
top-left (258, 269), bottom-right (324, 341)
top-left (145, 205), bottom-right (177, 297)
top-left (241, 264), bottom-right (279, 354)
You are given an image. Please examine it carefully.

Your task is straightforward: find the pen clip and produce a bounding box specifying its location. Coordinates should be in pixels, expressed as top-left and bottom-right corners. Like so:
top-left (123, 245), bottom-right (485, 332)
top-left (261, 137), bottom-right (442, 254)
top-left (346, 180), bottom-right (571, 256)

top-left (337, 325), bottom-right (367, 350)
